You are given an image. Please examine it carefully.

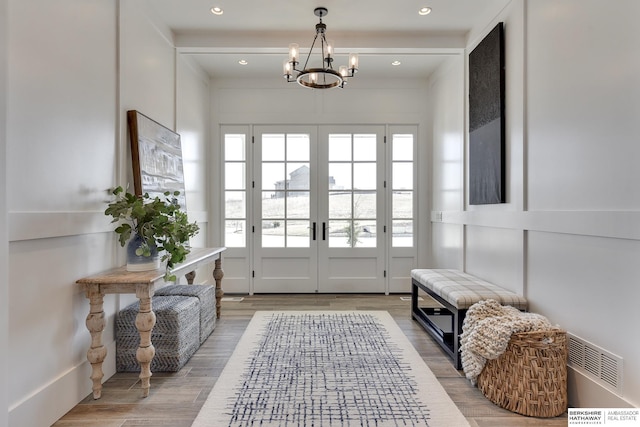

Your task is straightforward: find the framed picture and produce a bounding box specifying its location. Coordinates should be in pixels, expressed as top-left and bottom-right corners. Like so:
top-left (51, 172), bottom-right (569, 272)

top-left (127, 110), bottom-right (187, 209)
top-left (468, 22), bottom-right (505, 205)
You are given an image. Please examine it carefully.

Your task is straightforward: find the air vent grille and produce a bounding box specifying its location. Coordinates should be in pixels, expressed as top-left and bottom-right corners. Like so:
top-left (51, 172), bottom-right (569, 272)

top-left (567, 332), bottom-right (623, 393)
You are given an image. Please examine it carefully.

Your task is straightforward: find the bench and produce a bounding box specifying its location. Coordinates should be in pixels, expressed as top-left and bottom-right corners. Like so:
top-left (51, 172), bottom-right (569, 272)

top-left (411, 269), bottom-right (528, 370)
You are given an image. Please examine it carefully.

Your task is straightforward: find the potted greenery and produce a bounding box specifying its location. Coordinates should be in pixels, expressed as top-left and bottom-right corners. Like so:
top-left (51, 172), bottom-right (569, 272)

top-left (105, 186), bottom-right (200, 281)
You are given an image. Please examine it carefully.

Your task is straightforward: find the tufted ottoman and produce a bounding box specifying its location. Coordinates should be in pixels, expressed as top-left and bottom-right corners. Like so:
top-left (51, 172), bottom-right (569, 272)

top-left (155, 284), bottom-right (216, 344)
top-left (116, 295), bottom-right (200, 372)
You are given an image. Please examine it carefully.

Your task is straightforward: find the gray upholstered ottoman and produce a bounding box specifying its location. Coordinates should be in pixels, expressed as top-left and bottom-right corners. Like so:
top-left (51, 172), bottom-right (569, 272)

top-left (116, 295), bottom-right (200, 372)
top-left (155, 284), bottom-right (216, 344)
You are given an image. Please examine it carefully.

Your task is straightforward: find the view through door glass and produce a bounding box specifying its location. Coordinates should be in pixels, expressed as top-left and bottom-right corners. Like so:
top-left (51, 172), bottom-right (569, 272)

top-left (327, 133), bottom-right (377, 248)
top-left (261, 133), bottom-right (311, 248)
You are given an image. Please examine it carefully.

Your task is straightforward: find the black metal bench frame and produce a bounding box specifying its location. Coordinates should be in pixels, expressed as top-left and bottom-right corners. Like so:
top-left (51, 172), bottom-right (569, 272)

top-left (411, 278), bottom-right (466, 370)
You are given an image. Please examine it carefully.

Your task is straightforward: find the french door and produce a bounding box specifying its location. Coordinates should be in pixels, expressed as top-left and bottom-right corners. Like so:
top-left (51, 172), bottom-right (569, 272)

top-left (317, 126), bottom-right (386, 292)
top-left (222, 125), bottom-right (417, 294)
top-left (252, 126), bottom-right (319, 293)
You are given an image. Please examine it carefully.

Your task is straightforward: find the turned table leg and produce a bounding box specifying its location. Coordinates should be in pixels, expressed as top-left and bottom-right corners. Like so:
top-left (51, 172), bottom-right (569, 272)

top-left (213, 257), bottom-right (224, 319)
top-left (85, 285), bottom-right (107, 399)
top-left (185, 270), bottom-right (196, 284)
top-left (135, 284), bottom-right (156, 398)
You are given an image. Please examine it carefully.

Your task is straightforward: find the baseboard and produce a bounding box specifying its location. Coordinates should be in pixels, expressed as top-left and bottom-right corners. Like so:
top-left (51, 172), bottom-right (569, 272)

top-left (568, 366), bottom-right (636, 408)
top-left (9, 341), bottom-right (116, 426)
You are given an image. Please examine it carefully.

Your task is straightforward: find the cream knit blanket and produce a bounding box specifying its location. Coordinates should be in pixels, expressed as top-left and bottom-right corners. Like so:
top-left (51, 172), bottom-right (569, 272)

top-left (459, 299), bottom-right (554, 384)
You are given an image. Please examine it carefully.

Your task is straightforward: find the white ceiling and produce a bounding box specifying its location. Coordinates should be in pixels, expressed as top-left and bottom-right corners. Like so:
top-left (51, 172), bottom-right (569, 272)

top-left (144, 0), bottom-right (510, 80)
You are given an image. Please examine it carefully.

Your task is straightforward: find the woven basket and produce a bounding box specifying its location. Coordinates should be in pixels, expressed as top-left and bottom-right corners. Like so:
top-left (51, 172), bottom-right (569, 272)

top-left (477, 329), bottom-right (568, 418)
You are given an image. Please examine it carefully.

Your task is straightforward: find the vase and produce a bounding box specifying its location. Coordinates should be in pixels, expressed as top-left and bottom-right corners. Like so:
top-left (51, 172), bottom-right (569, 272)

top-left (126, 233), bottom-right (160, 272)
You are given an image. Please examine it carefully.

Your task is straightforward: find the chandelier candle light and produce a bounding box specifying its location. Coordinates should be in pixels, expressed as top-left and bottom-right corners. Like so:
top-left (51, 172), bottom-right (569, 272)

top-left (284, 7), bottom-right (358, 89)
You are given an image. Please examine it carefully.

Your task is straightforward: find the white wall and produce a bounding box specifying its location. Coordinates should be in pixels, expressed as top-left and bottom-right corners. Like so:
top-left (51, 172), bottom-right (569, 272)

top-left (525, 0), bottom-right (640, 408)
top-left (429, 55), bottom-right (465, 269)
top-left (5, 1), bottom-right (211, 425)
top-left (176, 54), bottom-right (212, 278)
top-left (7, 1), bottom-right (119, 425)
top-left (1, 0), bottom-right (9, 425)
top-left (121, 2), bottom-right (211, 285)
top-left (429, 0), bottom-right (640, 408)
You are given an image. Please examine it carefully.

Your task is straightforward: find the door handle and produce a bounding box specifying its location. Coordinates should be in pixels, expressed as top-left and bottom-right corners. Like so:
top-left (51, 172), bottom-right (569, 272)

top-left (312, 222), bottom-right (316, 241)
top-left (322, 222), bottom-right (327, 241)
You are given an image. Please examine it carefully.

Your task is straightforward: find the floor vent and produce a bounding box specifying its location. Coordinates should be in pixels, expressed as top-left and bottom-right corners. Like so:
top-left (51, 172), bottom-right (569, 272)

top-left (567, 332), bottom-right (623, 394)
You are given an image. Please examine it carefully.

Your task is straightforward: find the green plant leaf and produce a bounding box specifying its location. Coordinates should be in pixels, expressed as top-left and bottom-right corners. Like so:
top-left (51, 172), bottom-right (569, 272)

top-left (105, 187), bottom-right (200, 277)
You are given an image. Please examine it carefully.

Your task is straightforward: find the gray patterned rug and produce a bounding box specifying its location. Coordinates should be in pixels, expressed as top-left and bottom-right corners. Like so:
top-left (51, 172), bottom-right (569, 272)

top-left (192, 311), bottom-right (469, 427)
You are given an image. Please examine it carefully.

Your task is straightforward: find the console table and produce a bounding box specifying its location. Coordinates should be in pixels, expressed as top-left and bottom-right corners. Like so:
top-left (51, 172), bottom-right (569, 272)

top-left (76, 247), bottom-right (226, 399)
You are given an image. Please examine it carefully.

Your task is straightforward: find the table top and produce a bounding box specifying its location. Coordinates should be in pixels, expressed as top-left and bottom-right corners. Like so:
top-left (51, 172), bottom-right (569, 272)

top-left (76, 247), bottom-right (226, 286)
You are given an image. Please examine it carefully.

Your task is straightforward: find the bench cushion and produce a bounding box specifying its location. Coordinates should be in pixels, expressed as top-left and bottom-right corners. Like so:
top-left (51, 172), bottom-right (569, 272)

top-left (411, 269), bottom-right (527, 310)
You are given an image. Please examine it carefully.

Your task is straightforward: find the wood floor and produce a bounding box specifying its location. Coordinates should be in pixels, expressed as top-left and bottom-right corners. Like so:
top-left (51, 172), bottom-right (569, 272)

top-left (54, 294), bottom-right (568, 427)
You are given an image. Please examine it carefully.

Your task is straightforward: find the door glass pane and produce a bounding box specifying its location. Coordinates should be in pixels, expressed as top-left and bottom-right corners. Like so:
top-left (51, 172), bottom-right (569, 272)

top-left (287, 163), bottom-right (310, 191)
top-left (353, 134), bottom-right (376, 161)
top-left (329, 163), bottom-right (351, 190)
top-left (225, 220), bottom-right (245, 248)
top-left (262, 163), bottom-right (284, 190)
top-left (328, 134), bottom-right (351, 161)
top-left (287, 191), bottom-right (310, 219)
top-left (261, 132), bottom-right (311, 249)
top-left (225, 191), bottom-right (245, 218)
top-left (262, 192), bottom-right (284, 218)
top-left (392, 163), bottom-right (413, 190)
top-left (225, 163), bottom-right (245, 190)
top-left (328, 132), bottom-right (378, 248)
top-left (225, 135), bottom-right (245, 161)
top-left (329, 192), bottom-right (351, 218)
top-left (392, 192), bottom-right (413, 218)
top-left (392, 220), bottom-right (413, 247)
top-left (391, 133), bottom-right (414, 247)
top-left (354, 220), bottom-right (376, 248)
top-left (353, 192), bottom-right (376, 218)
top-left (392, 134), bottom-right (413, 161)
top-left (353, 163), bottom-right (376, 190)
top-left (262, 220), bottom-right (284, 247)
top-left (287, 135), bottom-right (310, 161)
top-left (287, 220), bottom-right (310, 248)
top-left (262, 134), bottom-right (285, 161)
top-left (224, 133), bottom-right (247, 248)
top-left (328, 220), bottom-right (350, 247)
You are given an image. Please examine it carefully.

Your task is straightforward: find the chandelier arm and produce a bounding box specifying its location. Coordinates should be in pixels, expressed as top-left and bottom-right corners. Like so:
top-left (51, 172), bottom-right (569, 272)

top-left (300, 33), bottom-right (320, 72)
top-left (320, 34), bottom-right (333, 70)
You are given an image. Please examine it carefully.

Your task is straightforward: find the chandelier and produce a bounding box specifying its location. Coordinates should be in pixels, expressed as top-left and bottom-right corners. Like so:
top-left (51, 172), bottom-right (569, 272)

top-left (283, 7), bottom-right (359, 89)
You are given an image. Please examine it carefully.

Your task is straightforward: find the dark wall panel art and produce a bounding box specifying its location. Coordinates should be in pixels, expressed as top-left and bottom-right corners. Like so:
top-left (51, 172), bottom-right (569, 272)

top-left (469, 22), bottom-right (505, 205)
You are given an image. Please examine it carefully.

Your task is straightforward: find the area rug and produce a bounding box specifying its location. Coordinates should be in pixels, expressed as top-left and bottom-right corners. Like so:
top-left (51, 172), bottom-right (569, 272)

top-left (192, 311), bottom-right (469, 427)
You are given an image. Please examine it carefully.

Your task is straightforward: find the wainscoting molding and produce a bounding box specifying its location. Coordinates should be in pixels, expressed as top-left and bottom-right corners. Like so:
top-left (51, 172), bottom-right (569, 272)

top-left (431, 210), bottom-right (639, 241)
top-left (9, 210), bottom-right (209, 242)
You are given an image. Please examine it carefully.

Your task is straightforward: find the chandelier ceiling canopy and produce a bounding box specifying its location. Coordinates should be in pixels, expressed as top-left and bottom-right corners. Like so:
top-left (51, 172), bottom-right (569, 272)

top-left (283, 7), bottom-right (359, 89)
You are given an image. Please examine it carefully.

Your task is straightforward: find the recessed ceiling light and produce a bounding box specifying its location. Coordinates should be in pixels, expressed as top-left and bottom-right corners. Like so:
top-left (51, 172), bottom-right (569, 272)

top-left (238, 60), bottom-right (248, 65)
top-left (392, 61), bottom-right (401, 66)
top-left (418, 7), bottom-right (432, 16)
top-left (210, 7), bottom-right (223, 15)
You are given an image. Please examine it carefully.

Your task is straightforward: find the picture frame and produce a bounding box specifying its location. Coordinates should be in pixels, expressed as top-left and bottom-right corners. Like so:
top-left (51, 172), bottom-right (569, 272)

top-left (468, 22), bottom-right (505, 205)
top-left (127, 110), bottom-right (187, 209)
